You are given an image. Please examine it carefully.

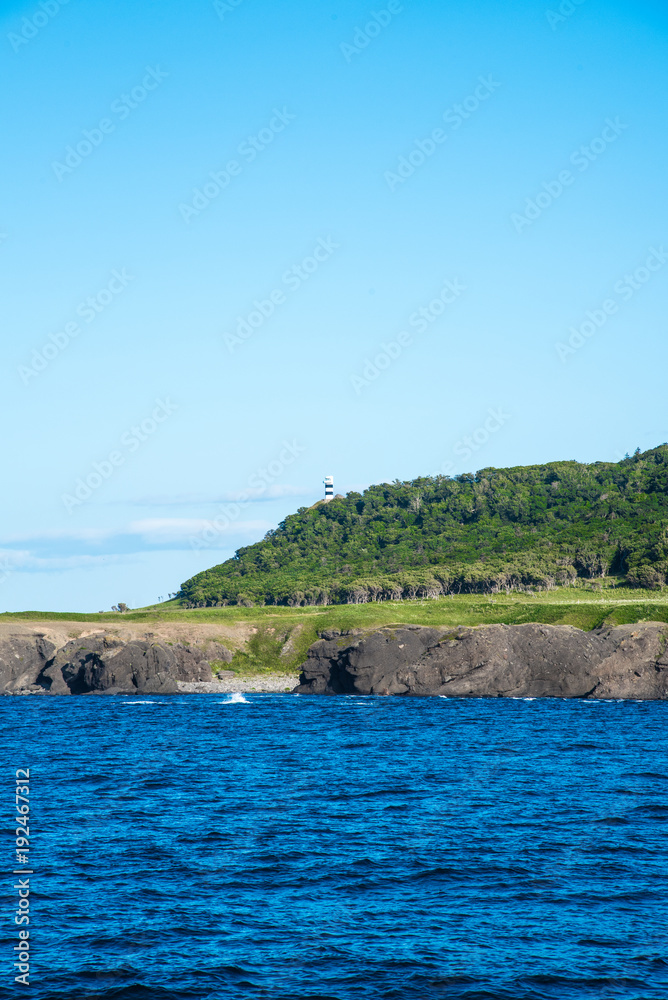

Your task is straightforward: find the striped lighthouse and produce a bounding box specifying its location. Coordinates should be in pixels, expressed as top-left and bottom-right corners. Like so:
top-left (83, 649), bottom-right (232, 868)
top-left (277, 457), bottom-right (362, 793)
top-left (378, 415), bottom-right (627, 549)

top-left (324, 476), bottom-right (334, 502)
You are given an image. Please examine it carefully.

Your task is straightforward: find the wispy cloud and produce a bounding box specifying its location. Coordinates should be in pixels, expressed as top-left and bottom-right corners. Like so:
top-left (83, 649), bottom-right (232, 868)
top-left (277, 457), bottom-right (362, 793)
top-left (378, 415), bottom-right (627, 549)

top-left (0, 549), bottom-right (134, 574)
top-left (220, 484), bottom-right (309, 502)
top-left (127, 518), bottom-right (272, 542)
top-left (0, 517), bottom-right (273, 573)
top-left (110, 484), bottom-right (311, 507)
top-left (0, 527), bottom-right (112, 544)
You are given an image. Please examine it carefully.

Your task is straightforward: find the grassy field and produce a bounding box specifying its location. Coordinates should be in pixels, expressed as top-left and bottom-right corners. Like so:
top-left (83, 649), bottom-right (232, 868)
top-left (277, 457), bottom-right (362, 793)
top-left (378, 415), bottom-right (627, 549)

top-left (3, 579), bottom-right (668, 630)
top-left (3, 581), bottom-right (668, 676)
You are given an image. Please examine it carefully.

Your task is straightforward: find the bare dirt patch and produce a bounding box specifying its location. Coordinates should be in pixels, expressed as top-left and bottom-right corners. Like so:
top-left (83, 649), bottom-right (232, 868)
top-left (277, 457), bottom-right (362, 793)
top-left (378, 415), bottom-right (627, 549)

top-left (0, 619), bottom-right (256, 654)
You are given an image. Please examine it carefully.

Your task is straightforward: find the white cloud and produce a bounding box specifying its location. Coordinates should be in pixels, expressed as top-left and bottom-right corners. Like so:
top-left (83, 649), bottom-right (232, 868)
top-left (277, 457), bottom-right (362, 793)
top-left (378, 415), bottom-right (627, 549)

top-left (221, 484), bottom-right (309, 502)
top-left (0, 516), bottom-right (275, 579)
top-left (0, 548), bottom-right (31, 570)
top-left (112, 484), bottom-right (311, 506)
top-left (0, 549), bottom-right (131, 574)
top-left (0, 519), bottom-right (272, 548)
top-left (127, 518), bottom-right (272, 542)
top-left (0, 527), bottom-right (112, 543)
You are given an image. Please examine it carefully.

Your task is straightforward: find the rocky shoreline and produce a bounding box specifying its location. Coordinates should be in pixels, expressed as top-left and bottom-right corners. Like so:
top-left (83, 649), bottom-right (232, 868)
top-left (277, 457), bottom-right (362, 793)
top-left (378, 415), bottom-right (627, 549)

top-left (0, 622), bottom-right (299, 696)
top-left (178, 673), bottom-right (298, 694)
top-left (295, 622), bottom-right (668, 700)
top-left (5, 619), bottom-right (668, 700)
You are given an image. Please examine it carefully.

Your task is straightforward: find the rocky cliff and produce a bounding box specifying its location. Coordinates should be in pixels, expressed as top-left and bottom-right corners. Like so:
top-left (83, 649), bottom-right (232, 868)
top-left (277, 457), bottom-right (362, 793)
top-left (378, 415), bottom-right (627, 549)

top-left (295, 622), bottom-right (668, 700)
top-left (0, 625), bottom-right (230, 695)
top-left (7, 620), bottom-right (668, 699)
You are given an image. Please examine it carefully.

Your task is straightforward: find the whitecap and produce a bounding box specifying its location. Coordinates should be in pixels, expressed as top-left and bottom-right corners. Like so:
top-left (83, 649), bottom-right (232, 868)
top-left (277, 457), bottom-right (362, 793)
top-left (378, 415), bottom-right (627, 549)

top-left (218, 692), bottom-right (249, 704)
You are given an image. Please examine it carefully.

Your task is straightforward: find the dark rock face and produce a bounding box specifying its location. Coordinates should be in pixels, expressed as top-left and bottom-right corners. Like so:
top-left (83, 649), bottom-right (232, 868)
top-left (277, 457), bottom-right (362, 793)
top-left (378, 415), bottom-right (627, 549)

top-left (1, 633), bottom-right (214, 695)
top-left (0, 634), bottom-right (57, 693)
top-left (199, 641), bottom-right (233, 665)
top-left (295, 623), bottom-right (668, 700)
top-left (171, 644), bottom-right (217, 682)
top-left (39, 637), bottom-right (213, 694)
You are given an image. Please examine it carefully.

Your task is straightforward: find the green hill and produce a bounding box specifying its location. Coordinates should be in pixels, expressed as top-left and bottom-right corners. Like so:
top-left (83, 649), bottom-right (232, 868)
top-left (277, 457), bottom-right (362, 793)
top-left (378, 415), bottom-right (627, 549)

top-left (179, 445), bottom-right (668, 608)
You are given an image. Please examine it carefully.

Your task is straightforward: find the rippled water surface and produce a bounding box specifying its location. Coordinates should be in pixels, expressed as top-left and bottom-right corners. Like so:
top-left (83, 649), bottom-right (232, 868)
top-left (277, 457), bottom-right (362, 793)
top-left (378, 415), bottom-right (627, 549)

top-left (3, 694), bottom-right (668, 999)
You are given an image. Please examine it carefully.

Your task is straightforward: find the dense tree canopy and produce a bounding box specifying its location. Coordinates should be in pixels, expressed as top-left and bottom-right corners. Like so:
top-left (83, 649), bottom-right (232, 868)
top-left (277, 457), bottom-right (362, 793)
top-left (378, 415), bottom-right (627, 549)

top-left (179, 445), bottom-right (668, 607)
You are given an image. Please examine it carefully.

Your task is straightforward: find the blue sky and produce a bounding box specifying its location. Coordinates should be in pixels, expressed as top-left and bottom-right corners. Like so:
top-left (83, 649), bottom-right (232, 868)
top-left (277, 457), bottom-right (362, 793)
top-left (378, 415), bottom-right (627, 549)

top-left (1, 0), bottom-right (667, 612)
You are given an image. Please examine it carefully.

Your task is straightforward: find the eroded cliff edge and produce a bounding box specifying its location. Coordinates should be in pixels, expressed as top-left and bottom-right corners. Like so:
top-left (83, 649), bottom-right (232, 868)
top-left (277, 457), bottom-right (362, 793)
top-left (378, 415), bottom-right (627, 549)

top-left (295, 623), bottom-right (668, 700)
top-left (0, 624), bottom-right (231, 695)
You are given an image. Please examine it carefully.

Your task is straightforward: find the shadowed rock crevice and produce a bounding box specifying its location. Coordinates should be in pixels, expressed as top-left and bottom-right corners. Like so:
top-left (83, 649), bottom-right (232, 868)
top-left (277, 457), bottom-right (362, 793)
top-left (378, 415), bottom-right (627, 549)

top-left (1, 632), bottom-right (213, 695)
top-left (295, 622), bottom-right (668, 700)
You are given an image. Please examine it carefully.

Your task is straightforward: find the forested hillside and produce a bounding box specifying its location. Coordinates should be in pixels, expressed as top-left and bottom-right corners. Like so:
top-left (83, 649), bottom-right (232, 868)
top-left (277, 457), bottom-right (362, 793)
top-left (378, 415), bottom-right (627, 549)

top-left (179, 446), bottom-right (668, 607)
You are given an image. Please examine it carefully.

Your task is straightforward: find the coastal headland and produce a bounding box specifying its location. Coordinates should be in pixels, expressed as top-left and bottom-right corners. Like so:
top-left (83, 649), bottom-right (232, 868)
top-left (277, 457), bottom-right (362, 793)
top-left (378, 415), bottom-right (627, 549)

top-left (3, 585), bottom-right (668, 697)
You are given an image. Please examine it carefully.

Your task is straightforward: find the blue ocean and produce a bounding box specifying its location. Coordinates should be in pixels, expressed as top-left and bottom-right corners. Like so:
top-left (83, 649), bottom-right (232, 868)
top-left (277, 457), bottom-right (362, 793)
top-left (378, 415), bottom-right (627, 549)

top-left (3, 693), bottom-right (668, 1000)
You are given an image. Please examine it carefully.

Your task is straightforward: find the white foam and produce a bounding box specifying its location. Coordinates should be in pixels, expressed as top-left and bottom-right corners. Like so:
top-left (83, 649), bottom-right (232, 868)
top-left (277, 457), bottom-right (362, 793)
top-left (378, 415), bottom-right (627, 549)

top-left (218, 692), bottom-right (249, 704)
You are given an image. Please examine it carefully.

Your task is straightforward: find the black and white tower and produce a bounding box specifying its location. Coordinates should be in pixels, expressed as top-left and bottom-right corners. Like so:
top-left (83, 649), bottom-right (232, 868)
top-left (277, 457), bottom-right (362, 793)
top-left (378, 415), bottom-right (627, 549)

top-left (324, 476), bottom-right (334, 502)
